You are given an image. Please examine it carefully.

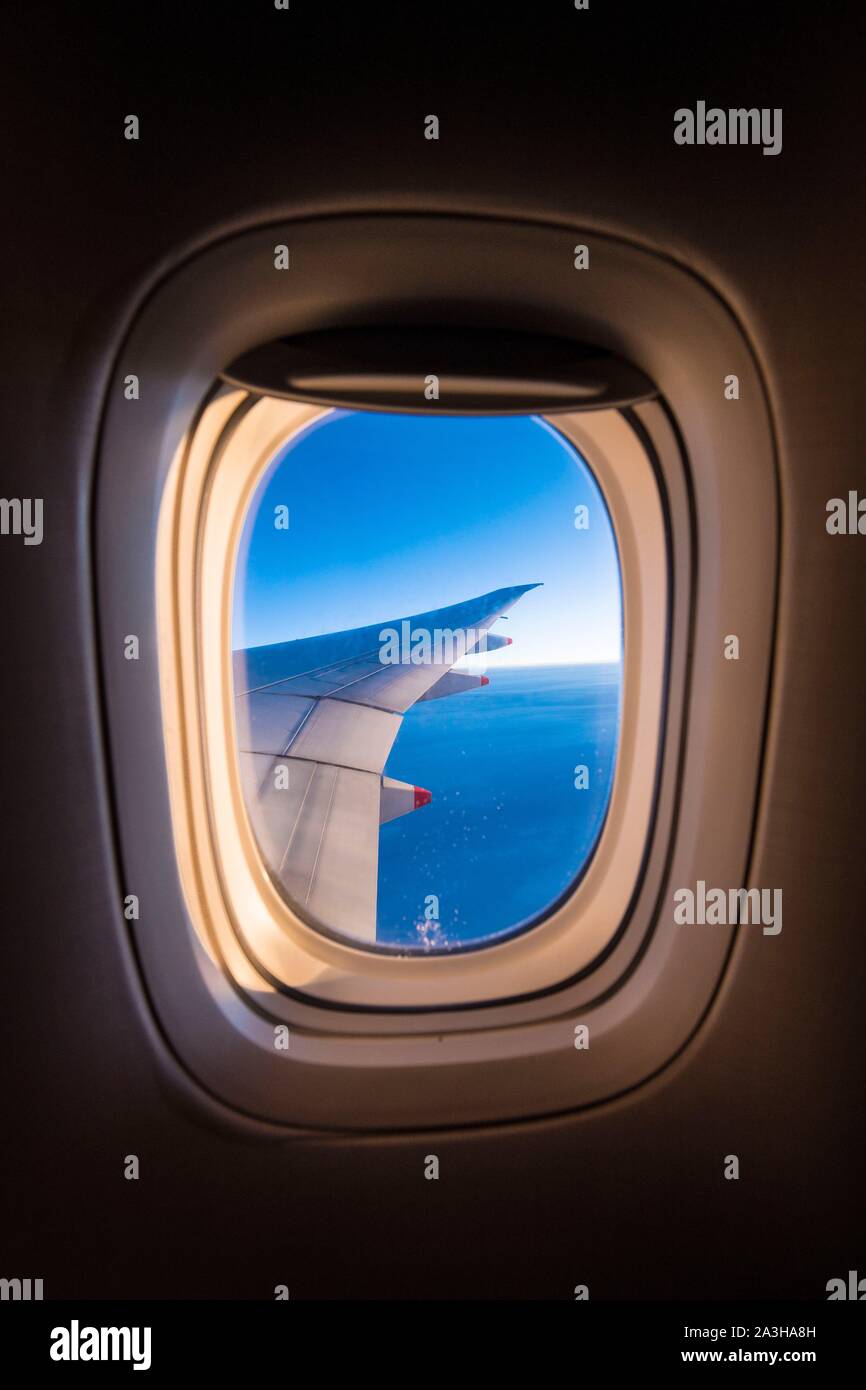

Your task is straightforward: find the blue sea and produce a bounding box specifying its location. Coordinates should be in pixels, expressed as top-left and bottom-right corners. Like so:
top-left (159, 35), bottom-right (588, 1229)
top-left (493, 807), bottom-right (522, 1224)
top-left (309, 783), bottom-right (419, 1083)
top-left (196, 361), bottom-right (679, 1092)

top-left (377, 662), bottom-right (622, 949)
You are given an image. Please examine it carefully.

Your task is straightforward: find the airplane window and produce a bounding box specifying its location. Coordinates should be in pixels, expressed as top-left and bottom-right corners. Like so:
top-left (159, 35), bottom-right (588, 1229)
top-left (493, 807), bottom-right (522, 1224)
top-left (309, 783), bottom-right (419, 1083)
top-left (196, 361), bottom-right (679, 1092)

top-left (231, 409), bottom-right (623, 952)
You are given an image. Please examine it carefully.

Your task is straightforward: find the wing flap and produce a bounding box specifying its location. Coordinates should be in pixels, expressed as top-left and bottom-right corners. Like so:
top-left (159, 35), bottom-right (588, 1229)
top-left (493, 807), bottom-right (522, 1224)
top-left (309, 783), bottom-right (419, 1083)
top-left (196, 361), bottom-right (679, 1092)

top-left (235, 691), bottom-right (315, 753)
top-left (238, 752), bottom-right (379, 940)
top-left (287, 697), bottom-right (402, 773)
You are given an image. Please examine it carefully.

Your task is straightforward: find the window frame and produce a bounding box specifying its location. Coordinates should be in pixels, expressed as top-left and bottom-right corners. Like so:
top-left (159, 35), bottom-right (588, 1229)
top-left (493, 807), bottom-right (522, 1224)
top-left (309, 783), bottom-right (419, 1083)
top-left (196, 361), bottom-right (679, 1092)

top-left (159, 393), bottom-right (665, 1008)
top-left (94, 213), bottom-right (778, 1129)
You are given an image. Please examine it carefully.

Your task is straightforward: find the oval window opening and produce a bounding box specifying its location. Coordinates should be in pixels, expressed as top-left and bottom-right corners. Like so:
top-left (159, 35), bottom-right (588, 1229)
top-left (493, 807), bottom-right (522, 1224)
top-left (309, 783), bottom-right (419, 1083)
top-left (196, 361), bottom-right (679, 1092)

top-left (231, 409), bottom-right (623, 953)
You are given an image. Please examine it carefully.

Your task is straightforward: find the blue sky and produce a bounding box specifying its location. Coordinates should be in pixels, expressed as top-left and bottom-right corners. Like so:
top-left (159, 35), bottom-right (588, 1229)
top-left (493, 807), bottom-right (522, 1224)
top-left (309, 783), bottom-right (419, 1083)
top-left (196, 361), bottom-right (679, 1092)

top-left (232, 409), bottom-right (622, 666)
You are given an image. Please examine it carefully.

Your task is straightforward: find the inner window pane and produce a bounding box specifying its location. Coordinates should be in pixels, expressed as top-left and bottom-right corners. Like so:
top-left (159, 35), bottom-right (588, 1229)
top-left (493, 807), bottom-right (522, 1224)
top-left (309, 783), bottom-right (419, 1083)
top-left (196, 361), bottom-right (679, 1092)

top-left (232, 409), bottom-right (623, 952)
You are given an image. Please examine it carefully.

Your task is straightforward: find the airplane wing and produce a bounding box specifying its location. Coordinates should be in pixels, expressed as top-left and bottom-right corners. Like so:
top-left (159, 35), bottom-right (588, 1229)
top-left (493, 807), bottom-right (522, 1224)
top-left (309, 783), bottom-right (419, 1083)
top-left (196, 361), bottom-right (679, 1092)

top-left (233, 583), bottom-right (539, 942)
